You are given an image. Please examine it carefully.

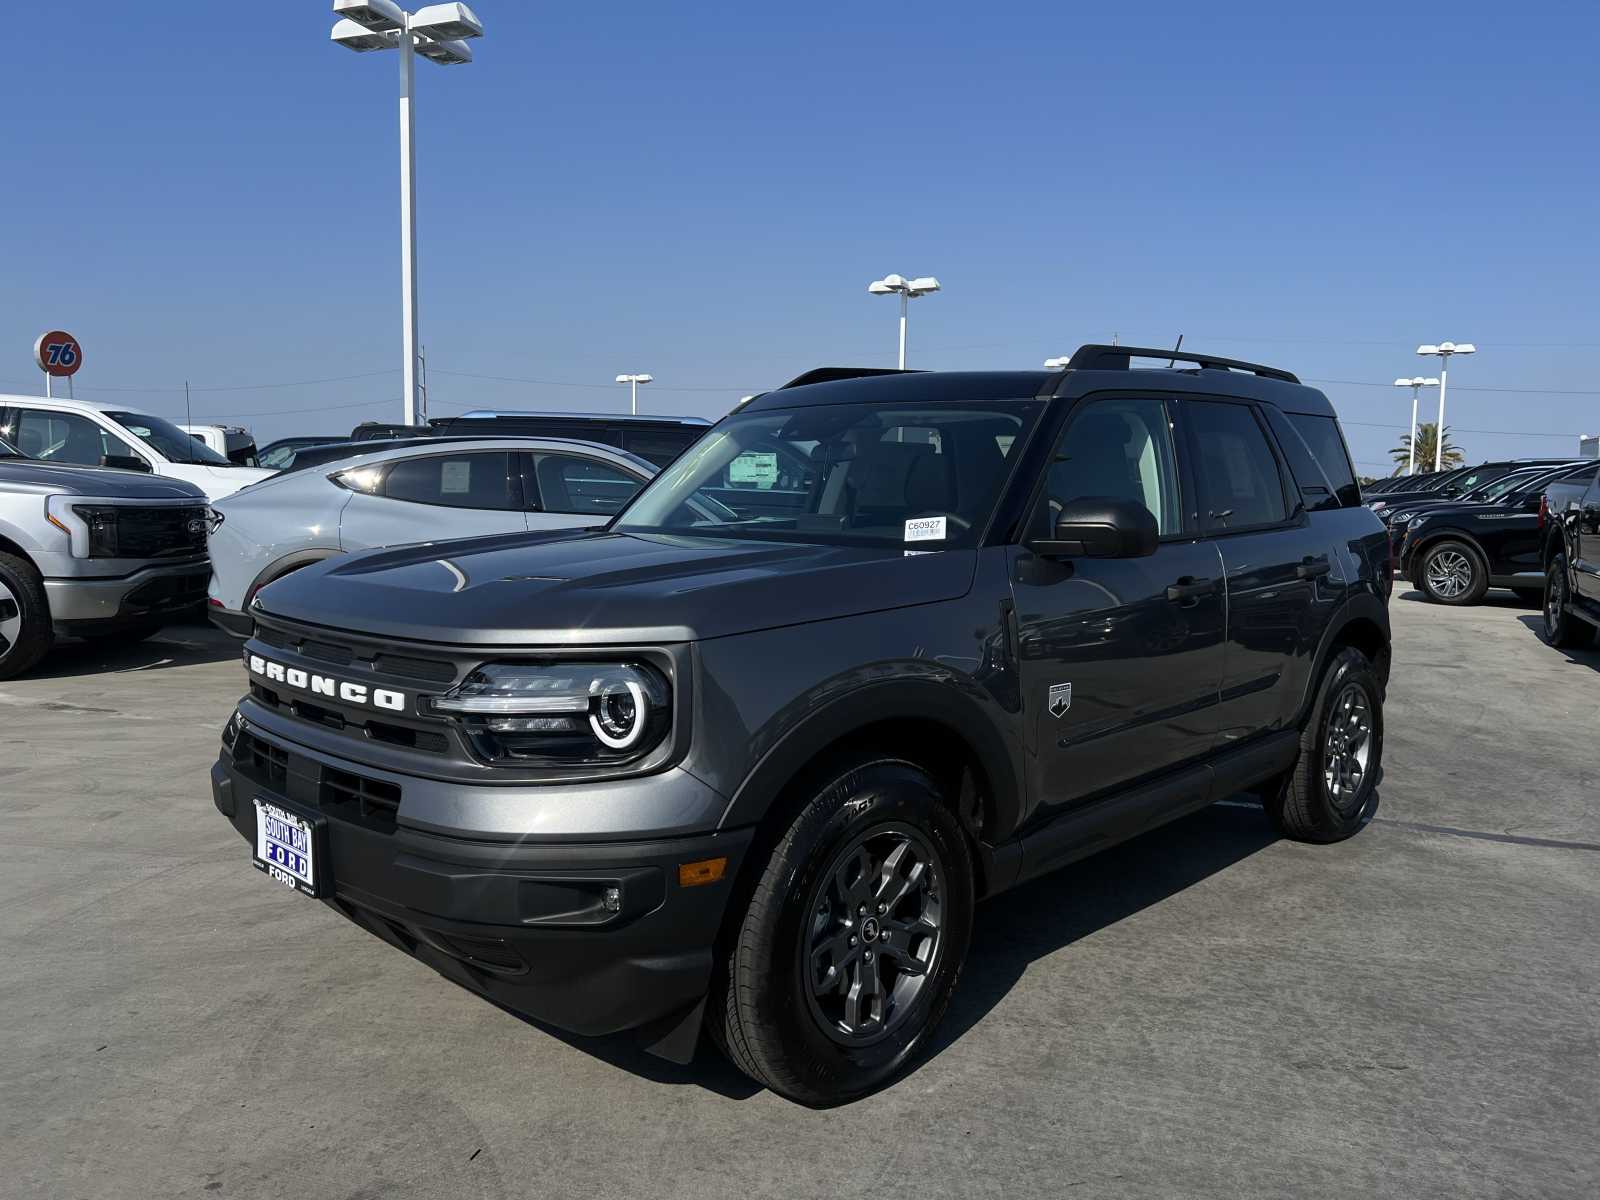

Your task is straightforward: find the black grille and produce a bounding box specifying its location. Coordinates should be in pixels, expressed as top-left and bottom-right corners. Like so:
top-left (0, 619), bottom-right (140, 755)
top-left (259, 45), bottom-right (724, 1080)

top-left (234, 730), bottom-right (288, 793)
top-left (123, 570), bottom-right (209, 613)
top-left (320, 767), bottom-right (401, 834)
top-left (115, 506), bottom-right (207, 558)
top-left (248, 682), bottom-right (450, 754)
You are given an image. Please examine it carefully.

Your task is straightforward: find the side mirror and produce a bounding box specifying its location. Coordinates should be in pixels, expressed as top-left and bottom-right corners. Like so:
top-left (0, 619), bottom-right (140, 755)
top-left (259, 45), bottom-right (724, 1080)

top-left (1033, 498), bottom-right (1159, 559)
top-left (102, 454), bottom-right (152, 473)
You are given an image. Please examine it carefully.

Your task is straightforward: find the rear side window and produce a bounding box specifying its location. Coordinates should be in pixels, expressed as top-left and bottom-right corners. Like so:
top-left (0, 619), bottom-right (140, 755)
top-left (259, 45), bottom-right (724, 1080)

top-left (1286, 413), bottom-right (1360, 508)
top-left (1184, 400), bottom-right (1290, 531)
top-left (381, 452), bottom-right (518, 510)
top-left (622, 428), bottom-right (701, 467)
top-left (530, 454), bottom-right (642, 515)
top-left (1264, 408), bottom-right (1339, 512)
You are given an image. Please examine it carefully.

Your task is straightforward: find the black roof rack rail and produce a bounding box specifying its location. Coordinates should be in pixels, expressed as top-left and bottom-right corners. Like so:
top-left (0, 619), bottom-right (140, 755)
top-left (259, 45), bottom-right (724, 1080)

top-left (1063, 344), bottom-right (1299, 384)
top-left (778, 367), bottom-right (921, 390)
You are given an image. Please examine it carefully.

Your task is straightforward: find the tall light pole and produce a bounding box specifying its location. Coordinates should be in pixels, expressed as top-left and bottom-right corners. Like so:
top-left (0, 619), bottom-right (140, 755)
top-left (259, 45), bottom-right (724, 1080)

top-left (330, 2), bottom-right (485, 427)
top-left (616, 373), bottom-right (653, 415)
top-left (867, 274), bottom-right (941, 368)
top-left (1415, 342), bottom-right (1476, 472)
top-left (1393, 376), bottom-right (1439, 474)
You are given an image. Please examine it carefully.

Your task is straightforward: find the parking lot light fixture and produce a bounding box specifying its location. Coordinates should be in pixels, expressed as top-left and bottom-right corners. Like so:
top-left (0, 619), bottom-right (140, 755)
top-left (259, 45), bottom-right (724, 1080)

top-left (616, 373), bottom-right (653, 415)
top-left (1416, 343), bottom-right (1476, 472)
top-left (329, 0), bottom-right (486, 428)
top-left (1393, 376), bottom-right (1440, 474)
top-left (867, 274), bottom-right (942, 369)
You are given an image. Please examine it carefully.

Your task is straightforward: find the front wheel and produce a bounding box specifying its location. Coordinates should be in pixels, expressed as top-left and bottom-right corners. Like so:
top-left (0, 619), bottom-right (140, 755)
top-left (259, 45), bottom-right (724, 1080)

top-left (1417, 540), bottom-right (1488, 605)
top-left (1543, 555), bottom-right (1592, 649)
top-left (0, 552), bottom-right (53, 681)
top-left (710, 758), bottom-right (974, 1106)
top-left (1266, 646), bottom-right (1383, 843)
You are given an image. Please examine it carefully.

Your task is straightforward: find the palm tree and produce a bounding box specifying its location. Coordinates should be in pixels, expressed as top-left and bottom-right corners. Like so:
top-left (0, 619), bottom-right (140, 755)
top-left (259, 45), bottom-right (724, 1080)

top-left (1390, 423), bottom-right (1463, 474)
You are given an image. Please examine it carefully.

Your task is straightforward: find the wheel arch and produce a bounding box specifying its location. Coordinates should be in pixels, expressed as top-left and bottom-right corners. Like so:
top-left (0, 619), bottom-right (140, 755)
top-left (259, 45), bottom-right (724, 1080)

top-left (0, 531), bottom-right (35, 566)
top-left (719, 680), bottom-right (1022, 896)
top-left (1296, 593), bottom-right (1391, 723)
top-left (245, 548), bottom-right (343, 606)
top-left (1409, 527), bottom-right (1489, 577)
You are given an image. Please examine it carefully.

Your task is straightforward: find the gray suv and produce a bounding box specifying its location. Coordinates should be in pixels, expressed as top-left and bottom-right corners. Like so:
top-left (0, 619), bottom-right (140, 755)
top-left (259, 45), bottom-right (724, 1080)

top-left (210, 347), bottom-right (1392, 1105)
top-left (0, 437), bottom-right (210, 679)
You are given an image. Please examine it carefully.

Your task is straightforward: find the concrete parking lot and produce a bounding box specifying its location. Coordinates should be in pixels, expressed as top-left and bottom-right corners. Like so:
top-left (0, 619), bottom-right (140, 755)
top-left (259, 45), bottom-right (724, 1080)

top-left (3, 594), bottom-right (1597, 1199)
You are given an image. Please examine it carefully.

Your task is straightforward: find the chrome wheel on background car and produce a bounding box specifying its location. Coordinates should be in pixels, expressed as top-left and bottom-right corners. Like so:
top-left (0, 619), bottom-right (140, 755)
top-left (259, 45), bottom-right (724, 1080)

top-left (0, 577), bottom-right (21, 656)
top-left (803, 825), bottom-right (944, 1045)
top-left (1322, 683), bottom-right (1373, 810)
top-left (1424, 549), bottom-right (1473, 598)
top-left (1543, 555), bottom-right (1591, 648)
top-left (0, 552), bottom-right (52, 681)
top-left (1419, 540), bottom-right (1488, 606)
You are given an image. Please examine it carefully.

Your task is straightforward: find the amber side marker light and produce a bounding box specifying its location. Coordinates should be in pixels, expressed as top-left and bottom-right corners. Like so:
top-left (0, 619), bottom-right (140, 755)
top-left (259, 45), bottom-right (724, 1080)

top-left (678, 857), bottom-right (728, 887)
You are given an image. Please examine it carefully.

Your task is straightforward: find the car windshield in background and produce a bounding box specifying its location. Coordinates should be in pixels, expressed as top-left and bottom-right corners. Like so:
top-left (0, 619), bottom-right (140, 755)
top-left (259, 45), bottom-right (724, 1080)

top-left (614, 399), bottom-right (1043, 548)
top-left (109, 411), bottom-right (231, 466)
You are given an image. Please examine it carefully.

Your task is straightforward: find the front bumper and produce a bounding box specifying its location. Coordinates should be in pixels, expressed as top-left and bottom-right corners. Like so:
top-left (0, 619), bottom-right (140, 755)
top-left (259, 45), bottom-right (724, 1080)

top-left (208, 602), bottom-right (253, 638)
top-left (210, 725), bottom-right (752, 1042)
top-left (45, 560), bottom-right (210, 633)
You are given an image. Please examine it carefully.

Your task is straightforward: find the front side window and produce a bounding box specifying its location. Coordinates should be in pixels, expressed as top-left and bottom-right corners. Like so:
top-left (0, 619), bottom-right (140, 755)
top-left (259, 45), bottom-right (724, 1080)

top-left (12, 408), bottom-right (141, 467)
top-left (107, 411), bottom-right (231, 465)
top-left (381, 452), bottom-right (517, 510)
top-left (615, 400), bottom-right (1043, 548)
top-left (258, 444), bottom-right (299, 470)
top-left (1030, 397), bottom-right (1181, 538)
top-left (532, 454), bottom-right (643, 515)
top-left (1186, 400), bottom-right (1290, 530)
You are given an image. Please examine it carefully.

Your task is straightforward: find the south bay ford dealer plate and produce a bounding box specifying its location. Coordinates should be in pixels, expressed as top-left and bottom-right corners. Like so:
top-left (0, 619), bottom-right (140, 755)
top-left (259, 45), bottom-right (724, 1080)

top-left (252, 798), bottom-right (328, 898)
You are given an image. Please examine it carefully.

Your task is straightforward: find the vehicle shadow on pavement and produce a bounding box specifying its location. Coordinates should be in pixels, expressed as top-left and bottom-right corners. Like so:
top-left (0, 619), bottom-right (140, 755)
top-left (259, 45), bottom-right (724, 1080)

top-left (29, 617), bottom-right (241, 681)
top-left (1516, 615), bottom-right (1600, 668)
top-left (1396, 589), bottom-right (1538, 611)
top-left (929, 801), bottom-right (1282, 1061)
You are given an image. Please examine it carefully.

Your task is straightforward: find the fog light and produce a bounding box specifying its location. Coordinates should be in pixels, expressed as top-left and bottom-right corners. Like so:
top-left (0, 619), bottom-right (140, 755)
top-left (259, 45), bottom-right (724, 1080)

top-left (603, 886), bottom-right (622, 913)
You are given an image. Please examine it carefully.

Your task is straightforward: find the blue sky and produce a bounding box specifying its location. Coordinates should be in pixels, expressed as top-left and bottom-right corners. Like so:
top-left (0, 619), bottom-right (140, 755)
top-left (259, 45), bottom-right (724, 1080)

top-left (1, 1), bottom-right (1595, 476)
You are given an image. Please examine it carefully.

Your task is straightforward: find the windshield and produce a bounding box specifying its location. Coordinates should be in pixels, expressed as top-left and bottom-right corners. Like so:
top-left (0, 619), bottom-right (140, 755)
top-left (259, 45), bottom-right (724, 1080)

top-left (614, 399), bottom-right (1044, 548)
top-left (1473, 470), bottom-right (1542, 501)
top-left (108, 411), bottom-right (231, 465)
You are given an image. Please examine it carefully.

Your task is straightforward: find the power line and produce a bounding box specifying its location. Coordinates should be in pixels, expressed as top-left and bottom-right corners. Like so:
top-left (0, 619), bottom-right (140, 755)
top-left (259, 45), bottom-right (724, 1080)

top-left (1308, 376), bottom-right (1600, 396)
top-left (1, 369), bottom-right (398, 394)
top-left (430, 367), bottom-right (751, 394)
top-left (198, 396), bottom-right (400, 419)
top-left (1339, 419), bottom-right (1579, 439)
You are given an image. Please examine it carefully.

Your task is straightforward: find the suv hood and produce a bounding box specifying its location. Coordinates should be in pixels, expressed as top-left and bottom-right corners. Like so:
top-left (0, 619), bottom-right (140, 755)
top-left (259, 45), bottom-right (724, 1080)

top-left (0, 460), bottom-right (208, 500)
top-left (256, 530), bottom-right (979, 645)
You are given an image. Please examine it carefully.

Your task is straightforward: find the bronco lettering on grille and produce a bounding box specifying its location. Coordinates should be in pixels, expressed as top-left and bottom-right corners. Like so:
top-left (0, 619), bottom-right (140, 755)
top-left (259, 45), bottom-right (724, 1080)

top-left (247, 655), bottom-right (406, 713)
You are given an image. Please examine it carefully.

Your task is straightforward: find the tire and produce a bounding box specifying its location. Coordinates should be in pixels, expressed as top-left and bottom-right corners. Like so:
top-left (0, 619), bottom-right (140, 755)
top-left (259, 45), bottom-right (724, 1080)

top-left (710, 757), bottom-right (975, 1106)
top-left (0, 552), bottom-right (54, 681)
top-left (77, 621), bottom-right (164, 645)
top-left (1512, 587), bottom-right (1544, 606)
top-left (1266, 646), bottom-right (1383, 843)
top-left (1417, 539), bottom-right (1488, 606)
top-left (1542, 554), bottom-right (1592, 649)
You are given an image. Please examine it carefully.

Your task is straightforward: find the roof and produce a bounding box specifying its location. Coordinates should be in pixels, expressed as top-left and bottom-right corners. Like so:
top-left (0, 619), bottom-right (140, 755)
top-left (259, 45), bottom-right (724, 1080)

top-left (0, 393), bottom-right (157, 419)
top-left (434, 410), bottom-right (711, 426)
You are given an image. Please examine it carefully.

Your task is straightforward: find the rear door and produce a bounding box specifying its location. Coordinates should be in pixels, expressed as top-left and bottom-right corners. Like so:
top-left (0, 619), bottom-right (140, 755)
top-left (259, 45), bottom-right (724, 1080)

top-left (1009, 394), bottom-right (1226, 815)
top-left (1576, 469), bottom-right (1600, 601)
top-left (339, 450), bottom-right (528, 551)
top-left (524, 451), bottom-right (647, 530)
top-left (1184, 398), bottom-right (1335, 743)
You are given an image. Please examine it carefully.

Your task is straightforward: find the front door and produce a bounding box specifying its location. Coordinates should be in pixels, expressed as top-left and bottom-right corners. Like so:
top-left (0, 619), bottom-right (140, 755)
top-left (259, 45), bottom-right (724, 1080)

top-left (1010, 395), bottom-right (1225, 816)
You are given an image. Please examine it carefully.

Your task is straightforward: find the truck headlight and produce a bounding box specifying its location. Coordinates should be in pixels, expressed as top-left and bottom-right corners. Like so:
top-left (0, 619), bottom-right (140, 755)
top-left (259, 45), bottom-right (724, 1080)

top-left (429, 661), bottom-right (670, 762)
top-left (44, 497), bottom-right (119, 558)
top-left (1390, 511), bottom-right (1415, 525)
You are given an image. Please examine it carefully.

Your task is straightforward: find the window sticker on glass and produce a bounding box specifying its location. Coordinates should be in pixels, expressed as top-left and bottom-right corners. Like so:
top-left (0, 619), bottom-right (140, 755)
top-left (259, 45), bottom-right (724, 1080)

top-left (728, 451), bottom-right (779, 487)
top-left (904, 516), bottom-right (947, 542)
top-left (440, 460), bottom-right (472, 494)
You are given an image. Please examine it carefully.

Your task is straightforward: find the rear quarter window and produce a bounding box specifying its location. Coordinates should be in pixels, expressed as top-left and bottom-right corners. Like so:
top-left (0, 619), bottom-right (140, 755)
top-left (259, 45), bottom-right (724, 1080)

top-left (1271, 410), bottom-right (1361, 509)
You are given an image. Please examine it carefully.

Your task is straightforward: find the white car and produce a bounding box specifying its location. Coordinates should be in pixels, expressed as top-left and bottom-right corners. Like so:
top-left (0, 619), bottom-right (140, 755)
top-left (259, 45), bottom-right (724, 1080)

top-left (204, 437), bottom-right (658, 636)
top-left (0, 395), bottom-right (273, 500)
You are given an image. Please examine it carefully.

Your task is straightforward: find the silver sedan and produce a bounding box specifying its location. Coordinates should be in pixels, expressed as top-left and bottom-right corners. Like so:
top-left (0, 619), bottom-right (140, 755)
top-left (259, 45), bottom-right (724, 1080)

top-left (205, 438), bottom-right (655, 636)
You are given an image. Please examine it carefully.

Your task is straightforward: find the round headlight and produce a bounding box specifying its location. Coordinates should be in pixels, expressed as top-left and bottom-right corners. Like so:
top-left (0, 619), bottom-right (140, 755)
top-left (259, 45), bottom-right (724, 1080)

top-left (591, 678), bottom-right (647, 749)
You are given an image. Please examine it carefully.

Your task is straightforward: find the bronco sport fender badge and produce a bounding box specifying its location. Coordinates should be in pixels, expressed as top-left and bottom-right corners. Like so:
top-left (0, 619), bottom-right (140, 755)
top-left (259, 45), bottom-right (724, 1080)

top-left (1047, 682), bottom-right (1072, 718)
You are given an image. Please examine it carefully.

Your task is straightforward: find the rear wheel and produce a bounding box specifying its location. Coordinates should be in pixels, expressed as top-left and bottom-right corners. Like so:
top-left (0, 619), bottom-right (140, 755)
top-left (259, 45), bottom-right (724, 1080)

top-left (1543, 555), bottom-right (1592, 649)
top-left (1266, 646), bottom-right (1383, 843)
top-left (1417, 539), bottom-right (1488, 605)
top-left (710, 757), bottom-right (974, 1106)
top-left (0, 553), bottom-right (54, 681)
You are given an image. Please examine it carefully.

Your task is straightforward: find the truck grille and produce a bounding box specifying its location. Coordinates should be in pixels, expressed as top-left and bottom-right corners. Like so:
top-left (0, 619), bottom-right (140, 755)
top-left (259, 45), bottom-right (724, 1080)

top-left (116, 505), bottom-right (207, 558)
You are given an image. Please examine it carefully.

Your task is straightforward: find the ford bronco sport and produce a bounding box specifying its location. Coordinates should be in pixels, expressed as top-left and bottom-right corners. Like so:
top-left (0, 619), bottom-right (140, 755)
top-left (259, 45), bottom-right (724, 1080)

top-left (211, 346), bottom-right (1391, 1105)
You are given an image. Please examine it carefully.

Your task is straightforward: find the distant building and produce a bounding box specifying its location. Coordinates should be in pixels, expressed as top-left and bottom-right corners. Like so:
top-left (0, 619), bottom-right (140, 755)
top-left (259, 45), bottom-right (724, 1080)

top-left (1582, 435), bottom-right (1599, 459)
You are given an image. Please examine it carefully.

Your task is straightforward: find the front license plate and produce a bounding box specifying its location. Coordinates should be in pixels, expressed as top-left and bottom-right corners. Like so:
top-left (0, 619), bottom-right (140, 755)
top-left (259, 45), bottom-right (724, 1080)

top-left (252, 798), bottom-right (327, 898)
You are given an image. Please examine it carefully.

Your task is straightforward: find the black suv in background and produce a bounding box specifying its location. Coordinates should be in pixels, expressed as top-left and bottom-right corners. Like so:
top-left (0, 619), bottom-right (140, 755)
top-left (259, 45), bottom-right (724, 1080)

top-left (1539, 462), bottom-right (1600, 647)
top-left (349, 412), bottom-right (713, 467)
top-left (1395, 461), bottom-right (1593, 604)
top-left (212, 346), bottom-right (1390, 1105)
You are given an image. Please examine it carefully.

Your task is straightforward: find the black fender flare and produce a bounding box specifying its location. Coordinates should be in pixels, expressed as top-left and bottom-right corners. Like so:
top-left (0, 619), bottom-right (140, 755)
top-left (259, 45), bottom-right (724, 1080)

top-left (1407, 526), bottom-right (1489, 579)
top-left (246, 548), bottom-right (344, 607)
top-left (1294, 588), bottom-right (1391, 724)
top-left (719, 675), bottom-right (1024, 844)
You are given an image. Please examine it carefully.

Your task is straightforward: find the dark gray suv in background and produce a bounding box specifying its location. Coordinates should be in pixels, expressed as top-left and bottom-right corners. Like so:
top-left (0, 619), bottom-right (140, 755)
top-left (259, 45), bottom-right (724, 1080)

top-left (211, 346), bottom-right (1391, 1105)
